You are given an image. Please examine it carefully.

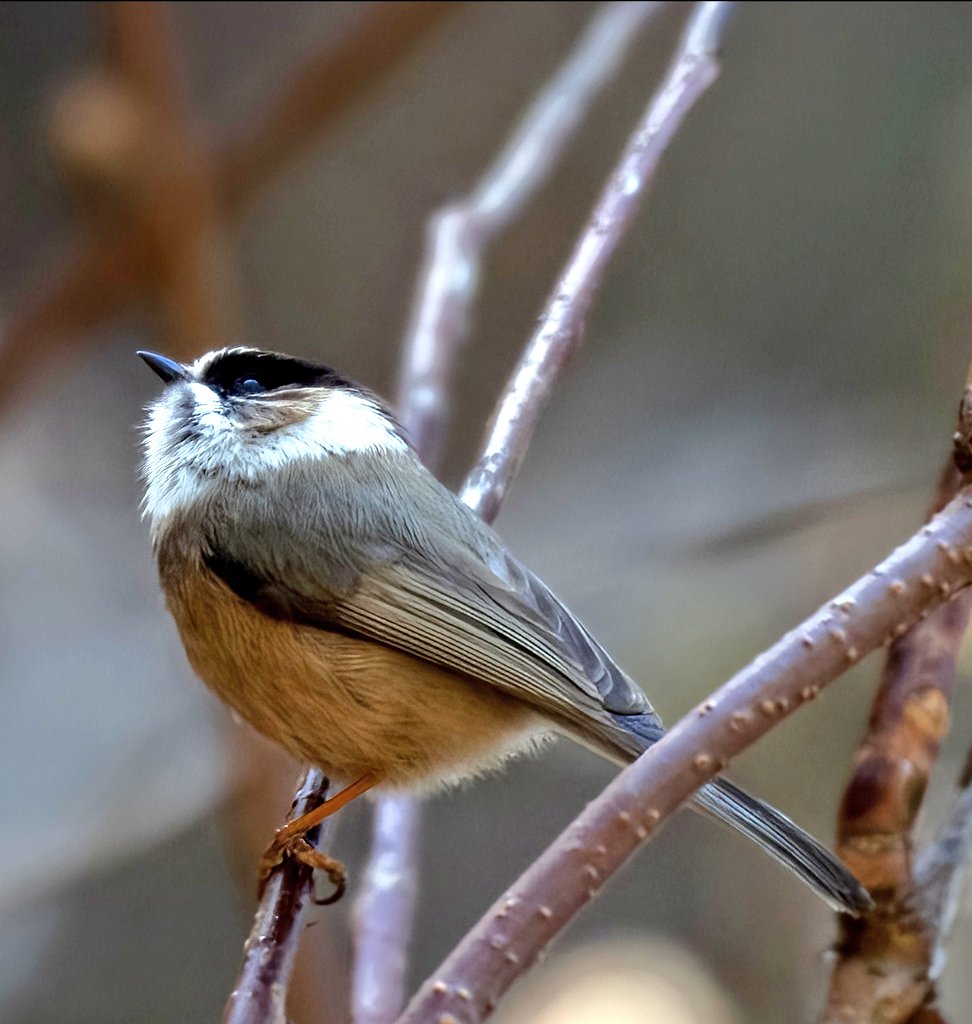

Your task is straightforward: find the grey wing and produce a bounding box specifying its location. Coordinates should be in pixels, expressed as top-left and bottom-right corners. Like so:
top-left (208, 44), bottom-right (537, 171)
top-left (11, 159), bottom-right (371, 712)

top-left (202, 455), bottom-right (657, 737)
top-left (331, 533), bottom-right (656, 733)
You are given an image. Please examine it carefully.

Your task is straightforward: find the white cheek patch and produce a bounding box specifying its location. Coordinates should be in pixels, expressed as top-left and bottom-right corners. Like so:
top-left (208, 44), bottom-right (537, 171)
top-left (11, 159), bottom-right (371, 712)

top-left (300, 388), bottom-right (407, 456)
top-left (236, 389), bottom-right (407, 475)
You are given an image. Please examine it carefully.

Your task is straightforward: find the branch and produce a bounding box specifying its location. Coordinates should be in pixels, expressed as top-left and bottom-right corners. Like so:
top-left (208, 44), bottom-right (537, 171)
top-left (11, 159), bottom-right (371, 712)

top-left (98, 0), bottom-right (187, 117)
top-left (1, 2), bottom-right (454, 417)
top-left (915, 774), bottom-right (972, 982)
top-left (398, 494), bottom-right (972, 1023)
top-left (396, 0), bottom-right (667, 467)
top-left (461, 0), bottom-right (732, 521)
top-left (835, 464), bottom-right (969, 895)
top-left (217, 2), bottom-right (462, 216)
top-left (352, 6), bottom-right (670, 1019)
top-left (223, 770), bottom-right (332, 1024)
top-left (821, 383), bottom-right (972, 1024)
top-left (394, 3), bottom-right (744, 1020)
top-left (352, 794), bottom-right (422, 1024)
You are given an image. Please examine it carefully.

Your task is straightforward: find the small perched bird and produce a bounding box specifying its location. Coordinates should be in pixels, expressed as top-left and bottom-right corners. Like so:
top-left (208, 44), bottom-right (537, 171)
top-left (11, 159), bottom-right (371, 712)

top-left (139, 345), bottom-right (870, 913)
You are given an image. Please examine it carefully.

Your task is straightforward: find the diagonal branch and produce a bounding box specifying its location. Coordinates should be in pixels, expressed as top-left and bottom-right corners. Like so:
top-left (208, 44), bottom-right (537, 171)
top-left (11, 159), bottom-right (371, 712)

top-left (395, 0), bottom-right (668, 467)
top-left (398, 488), bottom-right (972, 1024)
top-left (353, 6), bottom-right (670, 1021)
top-left (462, 0), bottom-right (734, 522)
top-left (217, 1), bottom-right (462, 216)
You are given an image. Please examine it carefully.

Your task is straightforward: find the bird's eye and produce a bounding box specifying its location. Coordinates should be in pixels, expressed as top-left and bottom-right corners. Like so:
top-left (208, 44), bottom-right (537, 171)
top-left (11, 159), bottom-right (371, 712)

top-left (234, 377), bottom-right (263, 395)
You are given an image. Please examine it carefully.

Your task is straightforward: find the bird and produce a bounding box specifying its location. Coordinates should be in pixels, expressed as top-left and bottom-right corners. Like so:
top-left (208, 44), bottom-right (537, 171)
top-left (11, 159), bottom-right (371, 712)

top-left (138, 345), bottom-right (870, 913)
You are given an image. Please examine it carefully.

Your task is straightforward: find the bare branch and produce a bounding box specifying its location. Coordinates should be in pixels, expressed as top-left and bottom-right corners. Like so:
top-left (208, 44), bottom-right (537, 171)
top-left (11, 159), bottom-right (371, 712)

top-left (352, 795), bottom-right (422, 1024)
top-left (461, 0), bottom-right (733, 521)
top-left (352, 7), bottom-right (672, 1018)
top-left (915, 774), bottom-right (972, 984)
top-left (98, 1), bottom-right (187, 118)
top-left (224, 770), bottom-right (332, 1024)
top-left (824, 477), bottom-right (972, 1023)
top-left (398, 491), bottom-right (972, 1024)
top-left (1, 2), bottom-right (452, 418)
top-left (396, 0), bottom-right (667, 466)
top-left (389, 2), bottom-right (741, 1015)
top-left (835, 463), bottom-right (969, 895)
top-left (822, 378), bottom-right (972, 1024)
top-left (217, 2), bottom-right (462, 216)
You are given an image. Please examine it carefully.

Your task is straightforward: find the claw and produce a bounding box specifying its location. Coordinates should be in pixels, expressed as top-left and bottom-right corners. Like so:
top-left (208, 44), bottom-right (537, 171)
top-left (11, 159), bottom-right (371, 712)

top-left (257, 831), bottom-right (348, 903)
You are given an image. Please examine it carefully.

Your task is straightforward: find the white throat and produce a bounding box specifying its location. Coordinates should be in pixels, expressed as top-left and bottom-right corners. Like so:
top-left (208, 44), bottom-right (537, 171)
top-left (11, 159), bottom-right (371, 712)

top-left (142, 384), bottom-right (407, 529)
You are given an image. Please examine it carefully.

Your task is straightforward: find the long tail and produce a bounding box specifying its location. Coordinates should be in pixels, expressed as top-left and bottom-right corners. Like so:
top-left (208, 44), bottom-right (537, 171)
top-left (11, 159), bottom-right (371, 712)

top-left (694, 777), bottom-right (871, 913)
top-left (609, 713), bottom-right (872, 915)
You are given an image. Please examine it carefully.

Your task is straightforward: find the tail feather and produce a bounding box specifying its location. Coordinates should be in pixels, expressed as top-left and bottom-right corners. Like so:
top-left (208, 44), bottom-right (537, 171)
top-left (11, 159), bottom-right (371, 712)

top-left (608, 712), bottom-right (872, 915)
top-left (694, 777), bottom-right (872, 914)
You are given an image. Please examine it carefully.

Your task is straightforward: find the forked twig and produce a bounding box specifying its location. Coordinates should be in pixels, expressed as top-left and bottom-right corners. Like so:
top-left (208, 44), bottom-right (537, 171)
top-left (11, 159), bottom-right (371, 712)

top-left (396, 0), bottom-right (667, 467)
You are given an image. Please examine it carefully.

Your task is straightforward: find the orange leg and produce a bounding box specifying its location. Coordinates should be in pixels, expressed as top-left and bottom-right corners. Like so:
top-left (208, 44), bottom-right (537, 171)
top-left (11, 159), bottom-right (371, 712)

top-left (258, 771), bottom-right (382, 902)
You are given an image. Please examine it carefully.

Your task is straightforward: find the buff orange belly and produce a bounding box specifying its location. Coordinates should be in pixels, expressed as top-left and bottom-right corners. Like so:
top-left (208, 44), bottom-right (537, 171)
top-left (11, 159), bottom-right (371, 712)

top-left (164, 560), bottom-right (545, 787)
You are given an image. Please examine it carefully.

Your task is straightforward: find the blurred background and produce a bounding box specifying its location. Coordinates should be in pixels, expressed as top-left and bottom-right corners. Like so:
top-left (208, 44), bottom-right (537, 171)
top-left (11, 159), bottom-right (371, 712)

top-left (3, 2), bottom-right (972, 1021)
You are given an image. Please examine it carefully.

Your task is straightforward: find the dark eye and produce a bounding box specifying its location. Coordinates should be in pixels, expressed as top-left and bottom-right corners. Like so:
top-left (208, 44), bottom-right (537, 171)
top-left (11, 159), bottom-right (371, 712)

top-left (234, 377), bottom-right (263, 395)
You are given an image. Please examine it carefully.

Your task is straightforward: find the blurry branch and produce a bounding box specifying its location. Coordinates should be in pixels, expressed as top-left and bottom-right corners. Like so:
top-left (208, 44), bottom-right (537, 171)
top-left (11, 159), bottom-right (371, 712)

top-left (224, 774), bottom-right (334, 1024)
top-left (352, 795), bottom-right (421, 1024)
top-left (399, 481), bottom-right (972, 1024)
top-left (15, 3), bottom-right (454, 1020)
top-left (217, 1), bottom-right (461, 215)
top-left (100, 0), bottom-right (187, 117)
top-left (352, 5), bottom-right (668, 1020)
top-left (398, 3), bottom-right (738, 1020)
top-left (915, 774), bottom-right (972, 985)
top-left (396, 0), bottom-right (667, 467)
top-left (0, 1), bottom-right (454, 414)
top-left (822, 381), bottom-right (972, 1024)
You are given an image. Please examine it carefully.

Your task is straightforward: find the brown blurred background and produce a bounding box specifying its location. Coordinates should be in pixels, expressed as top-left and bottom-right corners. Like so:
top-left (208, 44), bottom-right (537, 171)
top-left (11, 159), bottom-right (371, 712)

top-left (3, 2), bottom-right (972, 1022)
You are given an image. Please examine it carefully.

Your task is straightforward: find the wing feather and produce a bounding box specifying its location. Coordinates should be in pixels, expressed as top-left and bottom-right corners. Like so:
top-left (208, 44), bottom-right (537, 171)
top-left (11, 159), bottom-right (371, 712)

top-left (203, 452), bottom-right (656, 734)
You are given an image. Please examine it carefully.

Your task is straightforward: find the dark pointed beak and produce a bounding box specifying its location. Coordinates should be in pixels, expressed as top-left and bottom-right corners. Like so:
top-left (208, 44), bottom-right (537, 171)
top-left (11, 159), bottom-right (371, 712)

top-left (137, 350), bottom-right (190, 385)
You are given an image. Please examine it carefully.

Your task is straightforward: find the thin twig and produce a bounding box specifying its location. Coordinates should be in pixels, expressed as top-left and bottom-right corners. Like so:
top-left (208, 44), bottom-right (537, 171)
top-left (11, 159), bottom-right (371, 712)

top-left (352, 6), bottom-right (669, 1019)
top-left (915, 774), bottom-right (972, 983)
top-left (396, 0), bottom-right (667, 467)
top-left (461, 0), bottom-right (732, 521)
top-left (224, 770), bottom-right (332, 1024)
top-left (352, 794), bottom-right (422, 1024)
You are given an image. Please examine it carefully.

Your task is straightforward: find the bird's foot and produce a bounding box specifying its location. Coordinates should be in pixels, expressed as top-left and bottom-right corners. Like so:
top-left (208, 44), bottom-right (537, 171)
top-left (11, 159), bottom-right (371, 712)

top-left (257, 831), bottom-right (347, 905)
